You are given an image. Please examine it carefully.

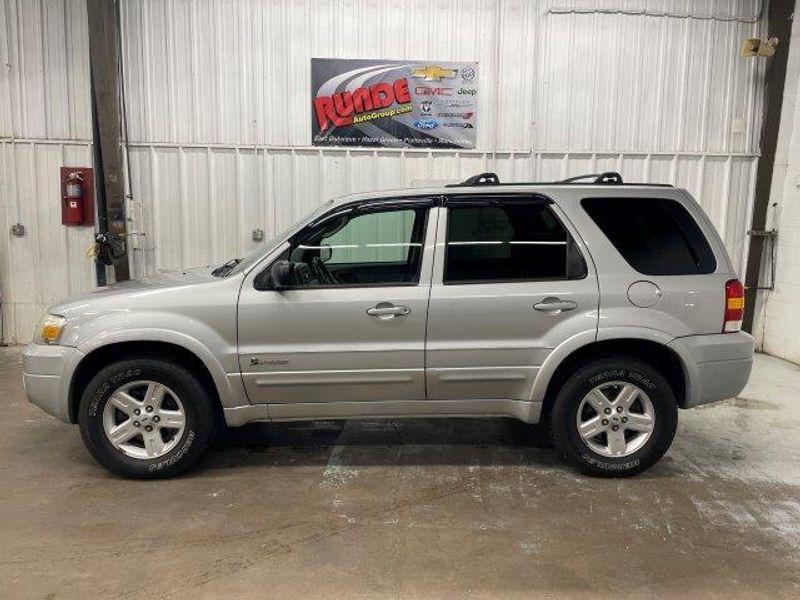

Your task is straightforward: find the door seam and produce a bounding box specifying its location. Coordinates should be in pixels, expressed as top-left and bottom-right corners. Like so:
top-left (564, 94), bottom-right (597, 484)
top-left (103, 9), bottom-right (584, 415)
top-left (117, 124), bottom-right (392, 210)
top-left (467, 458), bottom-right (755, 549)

top-left (423, 204), bottom-right (443, 400)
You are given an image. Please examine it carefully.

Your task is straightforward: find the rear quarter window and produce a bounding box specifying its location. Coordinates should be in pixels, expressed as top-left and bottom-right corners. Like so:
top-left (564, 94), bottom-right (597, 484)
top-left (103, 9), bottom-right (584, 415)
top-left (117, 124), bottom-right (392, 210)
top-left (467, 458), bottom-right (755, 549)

top-left (581, 197), bottom-right (716, 276)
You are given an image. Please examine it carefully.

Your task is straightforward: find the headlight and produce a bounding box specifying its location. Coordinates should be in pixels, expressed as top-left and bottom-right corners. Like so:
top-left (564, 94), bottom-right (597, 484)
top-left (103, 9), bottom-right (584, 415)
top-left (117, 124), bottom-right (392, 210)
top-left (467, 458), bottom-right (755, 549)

top-left (38, 314), bottom-right (66, 345)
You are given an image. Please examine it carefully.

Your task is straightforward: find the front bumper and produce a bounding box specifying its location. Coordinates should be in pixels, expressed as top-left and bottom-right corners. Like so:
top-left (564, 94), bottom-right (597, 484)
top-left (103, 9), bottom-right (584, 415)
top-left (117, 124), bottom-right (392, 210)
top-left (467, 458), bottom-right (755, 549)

top-left (669, 331), bottom-right (754, 408)
top-left (23, 344), bottom-right (84, 423)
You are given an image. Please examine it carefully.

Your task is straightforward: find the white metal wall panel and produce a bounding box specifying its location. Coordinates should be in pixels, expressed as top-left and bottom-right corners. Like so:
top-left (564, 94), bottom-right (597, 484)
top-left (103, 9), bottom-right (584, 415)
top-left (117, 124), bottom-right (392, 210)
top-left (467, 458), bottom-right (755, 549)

top-left (1, 0), bottom-right (92, 140)
top-left (124, 146), bottom-right (758, 280)
top-left (119, 0), bottom-right (766, 284)
top-left (0, 141), bottom-right (96, 342)
top-left (536, 5), bottom-right (764, 153)
top-left (0, 0), bottom-right (95, 343)
top-left (119, 0), bottom-right (764, 152)
top-left (119, 0), bottom-right (502, 148)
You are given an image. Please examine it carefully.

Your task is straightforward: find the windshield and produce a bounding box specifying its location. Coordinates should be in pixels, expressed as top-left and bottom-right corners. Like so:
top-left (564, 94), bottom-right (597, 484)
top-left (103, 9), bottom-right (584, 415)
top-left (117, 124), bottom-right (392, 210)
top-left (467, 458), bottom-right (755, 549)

top-left (213, 200), bottom-right (334, 277)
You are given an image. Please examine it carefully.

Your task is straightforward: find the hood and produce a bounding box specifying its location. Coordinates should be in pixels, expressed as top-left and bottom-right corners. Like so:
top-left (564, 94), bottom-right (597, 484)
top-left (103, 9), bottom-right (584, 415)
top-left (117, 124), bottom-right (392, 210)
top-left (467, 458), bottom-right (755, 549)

top-left (95, 268), bottom-right (217, 293)
top-left (49, 268), bottom-right (223, 316)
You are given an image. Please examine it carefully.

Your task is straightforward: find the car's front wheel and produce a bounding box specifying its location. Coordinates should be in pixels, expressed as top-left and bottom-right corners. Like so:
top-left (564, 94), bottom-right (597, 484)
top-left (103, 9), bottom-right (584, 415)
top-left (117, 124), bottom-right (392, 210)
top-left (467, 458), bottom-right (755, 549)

top-left (78, 358), bottom-right (217, 478)
top-left (550, 356), bottom-right (678, 477)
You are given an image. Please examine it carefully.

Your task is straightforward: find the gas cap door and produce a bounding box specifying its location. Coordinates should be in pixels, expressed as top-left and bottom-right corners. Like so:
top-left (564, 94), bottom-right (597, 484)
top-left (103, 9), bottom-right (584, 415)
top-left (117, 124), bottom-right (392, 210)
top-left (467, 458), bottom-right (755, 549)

top-left (627, 280), bottom-right (662, 308)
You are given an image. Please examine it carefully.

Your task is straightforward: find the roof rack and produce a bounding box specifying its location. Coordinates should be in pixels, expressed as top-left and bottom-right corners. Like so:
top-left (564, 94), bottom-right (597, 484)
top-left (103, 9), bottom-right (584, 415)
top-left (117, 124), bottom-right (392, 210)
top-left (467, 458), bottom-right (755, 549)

top-left (560, 171), bottom-right (623, 184)
top-left (446, 171), bottom-right (673, 188)
top-left (459, 172), bottom-right (502, 186)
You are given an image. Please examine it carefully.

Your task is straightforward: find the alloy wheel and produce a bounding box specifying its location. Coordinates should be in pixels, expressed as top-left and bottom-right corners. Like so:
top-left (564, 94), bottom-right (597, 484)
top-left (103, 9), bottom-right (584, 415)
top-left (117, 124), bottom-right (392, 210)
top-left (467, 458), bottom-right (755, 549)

top-left (102, 380), bottom-right (186, 459)
top-left (576, 381), bottom-right (655, 458)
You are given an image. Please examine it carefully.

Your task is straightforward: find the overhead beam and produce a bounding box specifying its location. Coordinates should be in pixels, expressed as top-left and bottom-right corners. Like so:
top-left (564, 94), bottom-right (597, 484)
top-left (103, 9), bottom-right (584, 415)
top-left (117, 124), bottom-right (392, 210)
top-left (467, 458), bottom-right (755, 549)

top-left (87, 0), bottom-right (129, 282)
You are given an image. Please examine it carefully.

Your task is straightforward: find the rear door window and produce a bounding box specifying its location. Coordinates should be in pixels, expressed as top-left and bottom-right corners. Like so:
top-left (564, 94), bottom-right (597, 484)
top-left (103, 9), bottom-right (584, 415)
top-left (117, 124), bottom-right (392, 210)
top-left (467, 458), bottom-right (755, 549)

top-left (444, 198), bottom-right (587, 284)
top-left (581, 197), bottom-right (716, 275)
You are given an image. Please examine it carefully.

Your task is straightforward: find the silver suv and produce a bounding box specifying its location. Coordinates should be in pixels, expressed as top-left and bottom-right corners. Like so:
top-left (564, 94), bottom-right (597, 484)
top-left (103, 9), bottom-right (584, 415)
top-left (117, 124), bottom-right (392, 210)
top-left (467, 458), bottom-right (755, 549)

top-left (23, 172), bottom-right (754, 478)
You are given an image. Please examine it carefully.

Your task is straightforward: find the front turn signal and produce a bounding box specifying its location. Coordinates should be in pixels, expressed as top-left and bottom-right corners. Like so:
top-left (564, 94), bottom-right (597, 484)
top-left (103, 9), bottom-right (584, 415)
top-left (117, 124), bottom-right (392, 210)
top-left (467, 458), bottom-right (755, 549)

top-left (38, 314), bottom-right (66, 345)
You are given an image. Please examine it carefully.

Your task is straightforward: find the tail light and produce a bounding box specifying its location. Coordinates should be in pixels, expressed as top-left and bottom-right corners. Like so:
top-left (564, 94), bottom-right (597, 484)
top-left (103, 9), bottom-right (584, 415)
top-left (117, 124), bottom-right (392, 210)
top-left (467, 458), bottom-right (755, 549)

top-left (723, 279), bottom-right (745, 333)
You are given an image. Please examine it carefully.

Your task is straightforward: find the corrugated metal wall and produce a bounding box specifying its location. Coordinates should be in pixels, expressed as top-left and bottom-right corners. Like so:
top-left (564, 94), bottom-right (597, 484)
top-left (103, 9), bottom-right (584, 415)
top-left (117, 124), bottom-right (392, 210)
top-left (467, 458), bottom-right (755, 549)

top-left (119, 0), bottom-right (766, 282)
top-left (1, 0), bottom-right (767, 342)
top-left (0, 0), bottom-right (95, 343)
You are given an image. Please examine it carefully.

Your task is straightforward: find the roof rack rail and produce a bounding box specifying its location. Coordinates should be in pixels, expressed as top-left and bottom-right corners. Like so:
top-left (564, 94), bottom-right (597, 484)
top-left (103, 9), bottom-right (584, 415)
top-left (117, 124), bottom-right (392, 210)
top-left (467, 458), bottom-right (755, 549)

top-left (445, 172), bottom-right (501, 187)
top-left (559, 171), bottom-right (623, 184)
top-left (446, 171), bottom-right (673, 188)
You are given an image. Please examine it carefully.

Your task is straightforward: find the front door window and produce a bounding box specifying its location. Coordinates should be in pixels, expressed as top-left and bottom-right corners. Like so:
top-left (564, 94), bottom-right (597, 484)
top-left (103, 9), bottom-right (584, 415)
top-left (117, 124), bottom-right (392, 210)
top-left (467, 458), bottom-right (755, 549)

top-left (284, 207), bottom-right (427, 288)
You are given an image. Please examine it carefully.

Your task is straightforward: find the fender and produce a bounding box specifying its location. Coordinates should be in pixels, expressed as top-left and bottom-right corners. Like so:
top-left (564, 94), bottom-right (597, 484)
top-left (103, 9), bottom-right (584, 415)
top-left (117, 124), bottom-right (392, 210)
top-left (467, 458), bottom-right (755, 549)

top-left (597, 327), bottom-right (696, 403)
top-left (73, 317), bottom-right (248, 410)
top-left (525, 326), bottom-right (694, 421)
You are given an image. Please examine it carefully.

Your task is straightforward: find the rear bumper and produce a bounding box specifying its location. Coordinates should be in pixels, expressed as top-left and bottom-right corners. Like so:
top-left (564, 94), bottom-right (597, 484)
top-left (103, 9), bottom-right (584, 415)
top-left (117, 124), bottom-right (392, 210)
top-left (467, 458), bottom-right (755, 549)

top-left (669, 332), bottom-right (754, 408)
top-left (23, 344), bottom-right (84, 423)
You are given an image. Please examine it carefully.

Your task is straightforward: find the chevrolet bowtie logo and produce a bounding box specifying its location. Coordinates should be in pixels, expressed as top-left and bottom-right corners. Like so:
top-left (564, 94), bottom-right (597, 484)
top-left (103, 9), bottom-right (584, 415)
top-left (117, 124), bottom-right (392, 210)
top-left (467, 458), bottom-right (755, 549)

top-left (411, 65), bottom-right (457, 81)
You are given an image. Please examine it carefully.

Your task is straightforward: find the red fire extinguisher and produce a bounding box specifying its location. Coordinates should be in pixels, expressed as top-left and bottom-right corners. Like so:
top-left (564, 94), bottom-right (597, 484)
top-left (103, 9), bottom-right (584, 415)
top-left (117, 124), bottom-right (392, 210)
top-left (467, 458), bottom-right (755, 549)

top-left (63, 171), bottom-right (85, 225)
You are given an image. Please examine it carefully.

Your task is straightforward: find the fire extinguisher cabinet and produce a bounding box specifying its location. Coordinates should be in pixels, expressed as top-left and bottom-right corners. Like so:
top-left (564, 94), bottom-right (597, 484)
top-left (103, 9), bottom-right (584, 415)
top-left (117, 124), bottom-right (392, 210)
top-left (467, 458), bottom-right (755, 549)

top-left (60, 167), bottom-right (94, 226)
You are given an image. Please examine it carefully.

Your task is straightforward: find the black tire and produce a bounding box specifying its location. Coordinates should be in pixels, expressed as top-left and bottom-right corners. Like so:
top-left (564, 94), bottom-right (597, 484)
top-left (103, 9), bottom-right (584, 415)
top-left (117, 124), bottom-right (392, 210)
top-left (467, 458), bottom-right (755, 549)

top-left (550, 356), bottom-right (678, 477)
top-left (78, 358), bottom-right (217, 479)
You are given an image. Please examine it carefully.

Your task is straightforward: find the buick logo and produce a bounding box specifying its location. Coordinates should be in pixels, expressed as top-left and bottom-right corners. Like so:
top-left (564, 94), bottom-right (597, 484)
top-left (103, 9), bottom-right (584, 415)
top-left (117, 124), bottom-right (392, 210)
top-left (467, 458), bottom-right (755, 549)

top-left (420, 100), bottom-right (432, 114)
top-left (461, 66), bottom-right (475, 81)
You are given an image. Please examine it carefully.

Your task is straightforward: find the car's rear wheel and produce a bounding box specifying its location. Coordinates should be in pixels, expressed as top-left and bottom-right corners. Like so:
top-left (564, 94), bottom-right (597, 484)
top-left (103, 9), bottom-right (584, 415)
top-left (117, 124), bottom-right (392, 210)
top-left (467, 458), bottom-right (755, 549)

top-left (550, 356), bottom-right (678, 477)
top-left (78, 358), bottom-right (217, 478)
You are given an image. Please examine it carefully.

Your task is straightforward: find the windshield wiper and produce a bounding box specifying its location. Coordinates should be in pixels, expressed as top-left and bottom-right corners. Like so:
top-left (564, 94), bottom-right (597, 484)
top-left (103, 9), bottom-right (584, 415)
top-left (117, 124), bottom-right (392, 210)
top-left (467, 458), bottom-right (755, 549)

top-left (211, 258), bottom-right (241, 277)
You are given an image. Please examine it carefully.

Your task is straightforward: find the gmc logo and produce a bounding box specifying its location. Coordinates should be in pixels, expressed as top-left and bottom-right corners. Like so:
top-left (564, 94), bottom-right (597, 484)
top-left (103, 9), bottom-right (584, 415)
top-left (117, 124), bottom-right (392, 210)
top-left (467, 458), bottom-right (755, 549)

top-left (415, 86), bottom-right (453, 96)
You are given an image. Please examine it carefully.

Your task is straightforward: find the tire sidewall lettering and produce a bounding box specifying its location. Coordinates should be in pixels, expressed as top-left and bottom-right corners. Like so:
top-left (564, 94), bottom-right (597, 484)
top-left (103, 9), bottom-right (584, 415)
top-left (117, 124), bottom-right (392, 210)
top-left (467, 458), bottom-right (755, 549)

top-left (88, 368), bottom-right (142, 417)
top-left (580, 453), bottom-right (641, 471)
top-left (147, 430), bottom-right (195, 472)
top-left (587, 369), bottom-right (656, 391)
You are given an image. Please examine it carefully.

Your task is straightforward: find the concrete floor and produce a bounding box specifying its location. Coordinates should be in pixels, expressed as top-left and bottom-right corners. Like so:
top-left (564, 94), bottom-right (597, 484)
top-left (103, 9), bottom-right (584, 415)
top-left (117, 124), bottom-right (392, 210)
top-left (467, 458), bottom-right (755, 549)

top-left (2, 350), bottom-right (800, 600)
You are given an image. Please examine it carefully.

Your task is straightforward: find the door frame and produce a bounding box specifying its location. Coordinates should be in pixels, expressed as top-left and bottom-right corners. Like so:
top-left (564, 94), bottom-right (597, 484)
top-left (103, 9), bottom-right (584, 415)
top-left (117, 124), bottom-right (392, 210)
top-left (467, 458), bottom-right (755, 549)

top-left (424, 192), bottom-right (600, 407)
top-left (236, 196), bottom-right (442, 417)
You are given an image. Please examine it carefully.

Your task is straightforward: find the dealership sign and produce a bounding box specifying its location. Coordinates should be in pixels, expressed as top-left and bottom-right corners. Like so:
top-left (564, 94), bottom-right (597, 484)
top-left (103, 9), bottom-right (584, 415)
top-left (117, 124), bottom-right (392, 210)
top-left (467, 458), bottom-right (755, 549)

top-left (311, 58), bottom-right (478, 149)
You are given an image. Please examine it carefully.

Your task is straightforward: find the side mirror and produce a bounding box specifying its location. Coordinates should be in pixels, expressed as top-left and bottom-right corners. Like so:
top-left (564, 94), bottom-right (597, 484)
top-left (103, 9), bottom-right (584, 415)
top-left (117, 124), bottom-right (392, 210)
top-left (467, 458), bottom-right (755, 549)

top-left (319, 244), bottom-right (332, 263)
top-left (268, 260), bottom-right (294, 290)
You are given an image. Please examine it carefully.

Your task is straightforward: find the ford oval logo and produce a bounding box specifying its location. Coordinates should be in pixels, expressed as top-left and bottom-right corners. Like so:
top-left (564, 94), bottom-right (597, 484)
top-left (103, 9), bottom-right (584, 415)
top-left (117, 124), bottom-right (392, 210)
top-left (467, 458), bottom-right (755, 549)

top-left (413, 119), bottom-right (439, 130)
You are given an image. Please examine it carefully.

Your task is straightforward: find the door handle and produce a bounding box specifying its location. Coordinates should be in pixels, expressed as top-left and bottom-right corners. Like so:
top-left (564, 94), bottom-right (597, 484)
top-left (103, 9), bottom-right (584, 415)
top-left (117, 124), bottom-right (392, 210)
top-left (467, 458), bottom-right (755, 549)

top-left (366, 302), bottom-right (411, 320)
top-left (533, 297), bottom-right (578, 314)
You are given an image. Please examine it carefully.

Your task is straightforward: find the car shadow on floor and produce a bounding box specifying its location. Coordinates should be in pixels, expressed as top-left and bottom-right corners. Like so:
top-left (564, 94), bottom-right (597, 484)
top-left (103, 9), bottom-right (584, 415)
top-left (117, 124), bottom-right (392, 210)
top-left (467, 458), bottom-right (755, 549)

top-left (200, 417), bottom-right (560, 472)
